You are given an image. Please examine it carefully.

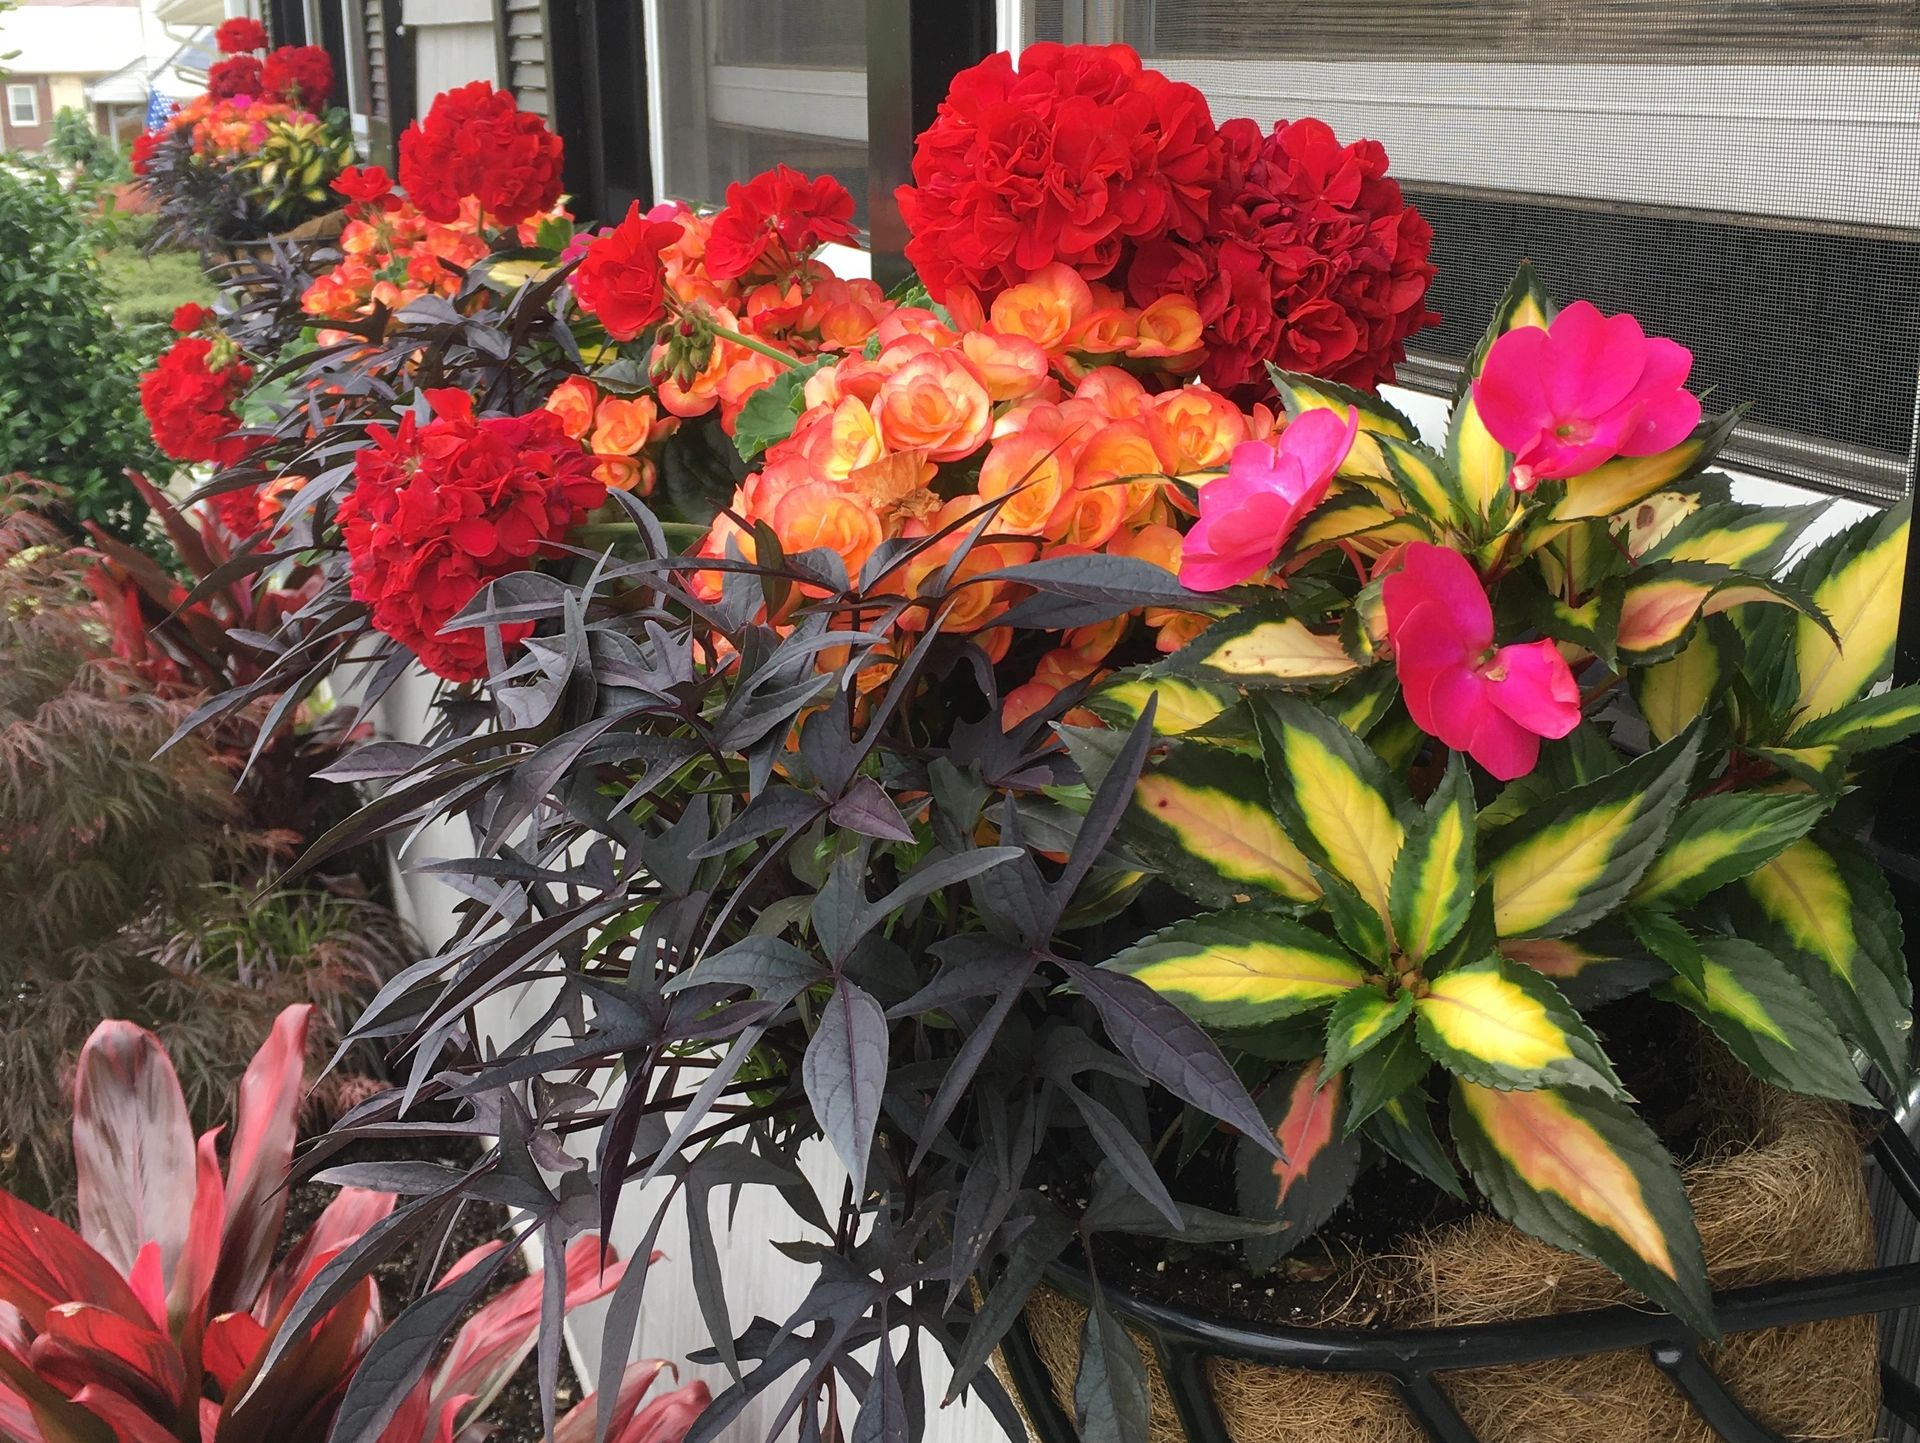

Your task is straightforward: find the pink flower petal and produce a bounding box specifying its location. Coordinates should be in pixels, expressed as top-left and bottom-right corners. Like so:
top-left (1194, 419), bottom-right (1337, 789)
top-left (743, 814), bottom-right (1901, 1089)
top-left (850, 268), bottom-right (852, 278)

top-left (1620, 388), bottom-right (1701, 457)
top-left (1542, 302), bottom-right (1649, 418)
top-left (1383, 544), bottom-right (1494, 653)
top-left (1483, 638), bottom-right (1582, 739)
top-left (1274, 406), bottom-right (1359, 491)
top-left (1472, 326), bottom-right (1552, 448)
top-left (1466, 705), bottom-right (1543, 780)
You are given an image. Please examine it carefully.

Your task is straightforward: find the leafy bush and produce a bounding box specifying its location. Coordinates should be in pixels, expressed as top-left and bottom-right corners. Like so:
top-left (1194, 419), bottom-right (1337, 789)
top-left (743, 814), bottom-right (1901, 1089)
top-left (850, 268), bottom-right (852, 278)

top-left (47, 107), bottom-right (128, 182)
top-left (0, 166), bottom-right (162, 537)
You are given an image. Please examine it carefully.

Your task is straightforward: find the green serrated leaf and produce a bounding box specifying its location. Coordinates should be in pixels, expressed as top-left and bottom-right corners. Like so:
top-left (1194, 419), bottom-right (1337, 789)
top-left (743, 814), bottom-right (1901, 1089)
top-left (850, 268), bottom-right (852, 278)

top-left (1413, 955), bottom-right (1623, 1096)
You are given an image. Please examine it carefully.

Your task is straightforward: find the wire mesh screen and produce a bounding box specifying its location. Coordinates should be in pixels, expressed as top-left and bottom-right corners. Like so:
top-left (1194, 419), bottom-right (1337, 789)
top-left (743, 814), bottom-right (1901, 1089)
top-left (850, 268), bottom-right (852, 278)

top-left (1027, 0), bottom-right (1920, 505)
top-left (653, 0), bottom-right (871, 229)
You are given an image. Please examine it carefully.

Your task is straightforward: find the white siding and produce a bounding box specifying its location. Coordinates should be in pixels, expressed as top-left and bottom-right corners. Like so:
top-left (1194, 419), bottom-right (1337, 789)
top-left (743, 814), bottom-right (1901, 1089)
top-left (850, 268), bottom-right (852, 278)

top-left (402, 0), bottom-right (496, 113)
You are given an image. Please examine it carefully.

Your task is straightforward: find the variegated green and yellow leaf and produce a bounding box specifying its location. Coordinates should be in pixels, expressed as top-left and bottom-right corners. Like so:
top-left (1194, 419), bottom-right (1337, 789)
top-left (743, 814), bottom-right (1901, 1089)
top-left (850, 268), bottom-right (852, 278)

top-left (1125, 746), bottom-right (1320, 907)
top-left (1500, 934), bottom-right (1665, 1007)
top-left (1413, 955), bottom-right (1622, 1095)
top-left (1363, 1085), bottom-right (1465, 1199)
top-left (1088, 673), bottom-right (1239, 738)
top-left (1379, 434), bottom-right (1468, 528)
top-left (1323, 984), bottom-right (1413, 1074)
top-left (1239, 1059), bottom-right (1361, 1271)
top-left (1319, 663), bottom-right (1398, 738)
top-left (1730, 833), bottom-right (1911, 1080)
top-left (1655, 938), bottom-right (1872, 1104)
top-left (1450, 1081), bottom-right (1712, 1335)
top-left (1254, 695), bottom-right (1411, 923)
top-left (1157, 606), bottom-right (1357, 689)
top-left (1548, 408), bottom-right (1744, 523)
top-left (1623, 490), bottom-right (1703, 561)
top-left (1448, 264), bottom-right (1555, 519)
top-left (1644, 499), bottom-right (1825, 575)
top-left (1791, 501), bottom-right (1910, 721)
top-left (1344, 1023), bottom-right (1431, 1134)
top-left (1787, 683), bottom-right (1920, 754)
top-left (1629, 792), bottom-right (1827, 910)
top-left (1390, 753), bottom-right (1476, 964)
top-left (1486, 728), bottom-right (1700, 939)
top-left (1630, 619), bottom-right (1734, 744)
top-left (1615, 562), bottom-right (1826, 665)
top-left (1286, 489), bottom-right (1427, 554)
top-left (1745, 745), bottom-right (1844, 791)
top-left (1314, 863), bottom-right (1392, 966)
top-left (1103, 911), bottom-right (1367, 1029)
top-left (1266, 365), bottom-right (1418, 485)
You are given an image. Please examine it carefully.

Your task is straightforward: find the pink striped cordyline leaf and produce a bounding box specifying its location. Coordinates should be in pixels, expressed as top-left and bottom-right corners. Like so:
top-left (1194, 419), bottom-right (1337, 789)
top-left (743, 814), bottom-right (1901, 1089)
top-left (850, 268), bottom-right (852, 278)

top-left (0, 1005), bottom-right (704, 1443)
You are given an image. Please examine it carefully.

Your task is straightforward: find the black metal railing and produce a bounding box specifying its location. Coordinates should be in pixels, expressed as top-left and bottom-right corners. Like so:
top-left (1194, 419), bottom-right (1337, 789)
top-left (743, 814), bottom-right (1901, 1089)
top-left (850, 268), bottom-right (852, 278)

top-left (1001, 1118), bottom-right (1920, 1443)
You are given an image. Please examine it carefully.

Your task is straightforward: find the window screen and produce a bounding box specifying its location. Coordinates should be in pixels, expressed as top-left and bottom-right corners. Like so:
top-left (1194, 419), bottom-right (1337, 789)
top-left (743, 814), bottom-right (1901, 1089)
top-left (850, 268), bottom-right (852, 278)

top-left (1027, 0), bottom-right (1920, 505)
top-left (653, 0), bottom-right (871, 229)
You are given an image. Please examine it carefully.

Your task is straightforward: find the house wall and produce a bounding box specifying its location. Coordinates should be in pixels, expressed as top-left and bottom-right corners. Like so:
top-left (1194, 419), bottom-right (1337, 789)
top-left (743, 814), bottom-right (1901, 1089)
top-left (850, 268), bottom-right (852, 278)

top-left (1, 75), bottom-right (54, 151)
top-left (403, 0), bottom-right (496, 111)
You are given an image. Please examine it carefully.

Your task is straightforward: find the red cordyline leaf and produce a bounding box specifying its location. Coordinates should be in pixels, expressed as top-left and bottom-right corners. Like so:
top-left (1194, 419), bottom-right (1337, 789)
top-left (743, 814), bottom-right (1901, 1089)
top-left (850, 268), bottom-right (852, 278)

top-left (168, 1131), bottom-right (226, 1337)
top-left (0, 1193), bottom-right (148, 1331)
top-left (211, 1005), bottom-right (313, 1316)
top-left (28, 1303), bottom-right (184, 1420)
top-left (255, 1188), bottom-right (396, 1324)
top-left (406, 1236), bottom-right (634, 1434)
top-left (554, 1360), bottom-right (708, 1443)
top-left (69, 1384), bottom-right (179, 1443)
top-left (71, 1021), bottom-right (197, 1296)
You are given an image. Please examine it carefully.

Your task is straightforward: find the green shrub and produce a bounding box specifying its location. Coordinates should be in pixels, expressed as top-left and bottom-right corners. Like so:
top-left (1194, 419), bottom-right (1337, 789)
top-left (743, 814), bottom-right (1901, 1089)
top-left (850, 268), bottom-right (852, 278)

top-left (47, 108), bottom-right (128, 183)
top-left (0, 165), bottom-right (162, 538)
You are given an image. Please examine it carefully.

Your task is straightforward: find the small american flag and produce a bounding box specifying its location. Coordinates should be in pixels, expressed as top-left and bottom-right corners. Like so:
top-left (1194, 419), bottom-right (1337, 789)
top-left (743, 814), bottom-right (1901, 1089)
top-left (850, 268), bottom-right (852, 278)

top-left (144, 89), bottom-right (177, 131)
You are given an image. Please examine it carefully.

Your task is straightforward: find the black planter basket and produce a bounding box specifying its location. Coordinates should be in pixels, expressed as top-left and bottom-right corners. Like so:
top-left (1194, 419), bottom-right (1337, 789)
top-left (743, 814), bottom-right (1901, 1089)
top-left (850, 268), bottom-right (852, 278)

top-left (1000, 1116), bottom-right (1920, 1443)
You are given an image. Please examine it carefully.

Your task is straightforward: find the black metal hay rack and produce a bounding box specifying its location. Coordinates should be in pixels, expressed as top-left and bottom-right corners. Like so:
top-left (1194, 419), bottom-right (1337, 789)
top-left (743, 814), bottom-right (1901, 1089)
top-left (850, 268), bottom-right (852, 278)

top-left (1000, 1117), bottom-right (1920, 1443)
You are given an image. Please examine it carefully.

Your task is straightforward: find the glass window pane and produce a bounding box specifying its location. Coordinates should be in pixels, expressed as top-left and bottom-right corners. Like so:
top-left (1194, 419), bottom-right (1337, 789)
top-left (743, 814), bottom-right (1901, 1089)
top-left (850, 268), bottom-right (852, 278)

top-left (1028, 1), bottom-right (1920, 501)
top-left (655, 0), bottom-right (871, 230)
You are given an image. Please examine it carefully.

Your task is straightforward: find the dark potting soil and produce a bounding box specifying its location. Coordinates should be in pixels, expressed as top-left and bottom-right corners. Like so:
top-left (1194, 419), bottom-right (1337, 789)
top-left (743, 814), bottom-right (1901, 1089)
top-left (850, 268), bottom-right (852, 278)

top-left (276, 1135), bottom-right (583, 1439)
top-left (1098, 1001), bottom-right (1716, 1330)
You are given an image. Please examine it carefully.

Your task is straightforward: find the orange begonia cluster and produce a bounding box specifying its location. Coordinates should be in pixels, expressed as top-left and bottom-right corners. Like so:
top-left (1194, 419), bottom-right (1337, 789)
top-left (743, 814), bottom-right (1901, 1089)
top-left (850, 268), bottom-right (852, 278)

top-left (543, 377), bottom-right (679, 496)
top-left (639, 204), bottom-right (894, 435)
top-left (301, 195), bottom-right (566, 339)
top-left (169, 94), bottom-right (316, 165)
top-left (688, 261), bottom-right (1270, 723)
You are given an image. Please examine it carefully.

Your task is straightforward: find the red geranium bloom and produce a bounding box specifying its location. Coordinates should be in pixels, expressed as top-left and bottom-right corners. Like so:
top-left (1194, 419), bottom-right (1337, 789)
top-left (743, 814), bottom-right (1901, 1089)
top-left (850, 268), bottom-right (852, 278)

top-left (139, 337), bottom-right (255, 466)
top-left (261, 44), bottom-right (332, 107)
top-left (398, 81), bottom-right (565, 227)
top-left (214, 16), bottom-right (267, 53)
top-left (332, 163), bottom-right (399, 210)
top-left (571, 201), bottom-right (685, 341)
top-left (170, 302), bottom-right (212, 333)
top-left (705, 165), bottom-right (857, 282)
top-left (896, 43), bottom-right (1222, 301)
top-left (338, 389), bottom-right (605, 680)
top-left (1128, 117), bottom-right (1437, 399)
top-left (1381, 542), bottom-right (1580, 780)
top-left (210, 484), bottom-right (266, 539)
top-left (130, 130), bottom-right (160, 175)
top-left (206, 55), bottom-right (263, 100)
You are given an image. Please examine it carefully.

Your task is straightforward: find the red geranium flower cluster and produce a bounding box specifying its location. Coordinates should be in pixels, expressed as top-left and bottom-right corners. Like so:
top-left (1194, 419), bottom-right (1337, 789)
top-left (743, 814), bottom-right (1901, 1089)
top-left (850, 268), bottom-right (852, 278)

top-left (338, 390), bottom-right (605, 680)
top-left (206, 55), bottom-right (264, 100)
top-left (896, 44), bottom-right (1221, 301)
top-left (705, 164), bottom-right (858, 282)
top-left (261, 44), bottom-right (332, 107)
top-left (215, 16), bottom-right (267, 53)
top-left (1129, 117), bottom-right (1438, 396)
top-left (398, 81), bottom-right (565, 227)
top-left (209, 484), bottom-right (267, 539)
top-left (571, 201), bottom-right (686, 341)
top-left (130, 130), bottom-right (159, 175)
top-left (139, 336), bottom-right (255, 466)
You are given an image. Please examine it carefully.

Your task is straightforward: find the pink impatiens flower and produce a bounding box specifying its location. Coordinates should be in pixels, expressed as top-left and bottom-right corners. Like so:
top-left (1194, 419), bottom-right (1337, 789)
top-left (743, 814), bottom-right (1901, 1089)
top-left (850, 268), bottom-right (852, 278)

top-left (1381, 542), bottom-right (1581, 780)
top-left (1178, 406), bottom-right (1357, 592)
top-left (1472, 300), bottom-right (1702, 492)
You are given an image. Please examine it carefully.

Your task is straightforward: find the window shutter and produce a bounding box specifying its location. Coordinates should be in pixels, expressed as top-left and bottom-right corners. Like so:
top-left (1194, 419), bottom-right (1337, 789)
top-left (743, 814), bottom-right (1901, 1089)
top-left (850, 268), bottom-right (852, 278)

top-left (500, 0), bottom-right (550, 117)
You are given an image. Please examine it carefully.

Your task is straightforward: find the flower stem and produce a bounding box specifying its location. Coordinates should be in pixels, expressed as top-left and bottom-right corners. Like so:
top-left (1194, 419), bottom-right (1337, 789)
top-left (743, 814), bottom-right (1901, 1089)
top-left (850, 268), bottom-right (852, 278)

top-left (707, 322), bottom-right (801, 370)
